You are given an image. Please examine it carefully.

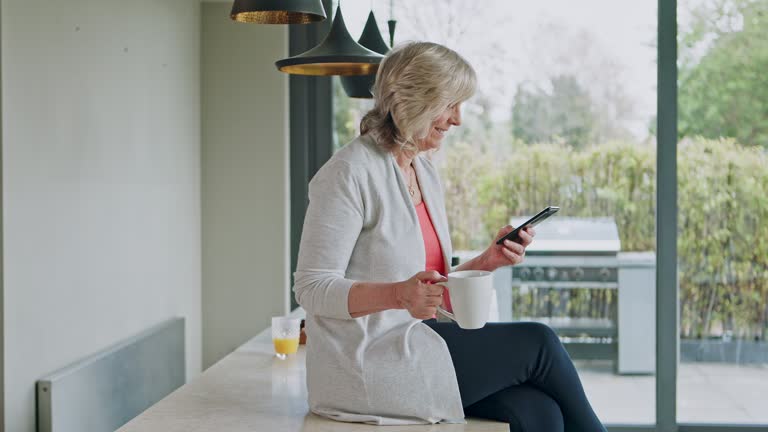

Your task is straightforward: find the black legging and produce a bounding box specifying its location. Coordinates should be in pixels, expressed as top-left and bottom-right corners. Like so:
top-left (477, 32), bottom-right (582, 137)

top-left (424, 320), bottom-right (607, 432)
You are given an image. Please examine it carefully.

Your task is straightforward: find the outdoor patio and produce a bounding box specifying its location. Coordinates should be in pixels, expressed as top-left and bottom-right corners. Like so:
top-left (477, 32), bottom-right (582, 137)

top-left (576, 360), bottom-right (768, 425)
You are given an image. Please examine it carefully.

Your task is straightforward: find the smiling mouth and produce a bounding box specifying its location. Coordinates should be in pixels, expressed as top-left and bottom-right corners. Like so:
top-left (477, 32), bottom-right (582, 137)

top-left (434, 127), bottom-right (447, 136)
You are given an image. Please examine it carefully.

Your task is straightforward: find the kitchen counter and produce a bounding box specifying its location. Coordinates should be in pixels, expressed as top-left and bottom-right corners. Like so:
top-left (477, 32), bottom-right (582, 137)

top-left (118, 319), bottom-right (506, 432)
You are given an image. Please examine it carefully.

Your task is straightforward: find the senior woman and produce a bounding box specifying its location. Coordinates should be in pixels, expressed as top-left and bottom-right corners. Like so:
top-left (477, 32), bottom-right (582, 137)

top-left (293, 41), bottom-right (606, 432)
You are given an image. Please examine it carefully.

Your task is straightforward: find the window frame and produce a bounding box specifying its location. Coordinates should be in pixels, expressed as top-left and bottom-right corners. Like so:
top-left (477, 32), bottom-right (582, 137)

top-left (288, 0), bottom-right (334, 311)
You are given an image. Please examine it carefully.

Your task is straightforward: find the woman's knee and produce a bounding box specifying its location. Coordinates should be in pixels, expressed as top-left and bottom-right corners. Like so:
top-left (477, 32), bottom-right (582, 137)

top-left (517, 322), bottom-right (561, 350)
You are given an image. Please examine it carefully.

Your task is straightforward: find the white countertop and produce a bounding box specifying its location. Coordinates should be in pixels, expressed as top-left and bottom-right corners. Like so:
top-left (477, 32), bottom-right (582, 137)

top-left (118, 313), bottom-right (506, 432)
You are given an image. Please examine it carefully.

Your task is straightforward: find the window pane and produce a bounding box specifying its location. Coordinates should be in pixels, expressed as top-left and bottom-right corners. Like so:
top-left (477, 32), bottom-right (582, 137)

top-left (334, 0), bottom-right (657, 425)
top-left (677, 0), bottom-right (768, 424)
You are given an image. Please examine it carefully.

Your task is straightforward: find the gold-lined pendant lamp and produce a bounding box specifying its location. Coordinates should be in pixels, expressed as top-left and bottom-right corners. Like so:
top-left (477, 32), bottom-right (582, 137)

top-left (230, 0), bottom-right (326, 24)
top-left (340, 11), bottom-right (390, 98)
top-left (275, 5), bottom-right (384, 76)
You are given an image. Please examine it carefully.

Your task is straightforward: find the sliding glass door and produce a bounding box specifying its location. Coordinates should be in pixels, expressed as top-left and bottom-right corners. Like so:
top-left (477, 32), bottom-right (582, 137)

top-left (676, 0), bottom-right (768, 425)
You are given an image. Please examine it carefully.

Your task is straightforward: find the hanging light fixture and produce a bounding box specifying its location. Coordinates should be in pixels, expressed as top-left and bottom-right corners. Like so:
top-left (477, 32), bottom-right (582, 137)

top-left (230, 0), bottom-right (326, 24)
top-left (275, 4), bottom-right (384, 76)
top-left (340, 11), bottom-right (390, 98)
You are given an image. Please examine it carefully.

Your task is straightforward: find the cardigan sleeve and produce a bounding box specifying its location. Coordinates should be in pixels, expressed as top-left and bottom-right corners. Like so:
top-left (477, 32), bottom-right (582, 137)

top-left (293, 159), bottom-right (364, 320)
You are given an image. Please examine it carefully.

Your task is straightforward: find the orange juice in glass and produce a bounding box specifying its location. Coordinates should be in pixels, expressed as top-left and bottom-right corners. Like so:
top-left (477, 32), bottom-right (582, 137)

top-left (272, 317), bottom-right (301, 359)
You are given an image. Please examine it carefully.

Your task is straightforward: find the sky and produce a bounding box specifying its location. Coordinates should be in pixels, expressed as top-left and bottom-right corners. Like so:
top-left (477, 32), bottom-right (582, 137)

top-left (334, 0), bottom-right (703, 141)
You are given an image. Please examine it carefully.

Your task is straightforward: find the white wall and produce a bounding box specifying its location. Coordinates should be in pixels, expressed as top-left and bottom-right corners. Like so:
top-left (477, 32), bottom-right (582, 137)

top-left (201, 2), bottom-right (290, 369)
top-left (1, 1), bottom-right (202, 431)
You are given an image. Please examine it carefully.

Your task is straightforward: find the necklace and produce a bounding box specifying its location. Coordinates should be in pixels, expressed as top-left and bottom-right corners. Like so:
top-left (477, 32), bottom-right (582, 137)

top-left (407, 167), bottom-right (417, 197)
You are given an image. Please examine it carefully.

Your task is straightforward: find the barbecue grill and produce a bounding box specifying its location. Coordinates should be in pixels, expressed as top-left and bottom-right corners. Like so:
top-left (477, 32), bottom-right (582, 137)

top-left (494, 216), bottom-right (656, 374)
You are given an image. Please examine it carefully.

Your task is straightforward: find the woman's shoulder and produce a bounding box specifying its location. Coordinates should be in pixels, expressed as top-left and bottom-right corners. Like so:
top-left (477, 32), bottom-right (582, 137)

top-left (334, 134), bottom-right (388, 164)
top-left (321, 135), bottom-right (390, 177)
top-left (313, 136), bottom-right (385, 184)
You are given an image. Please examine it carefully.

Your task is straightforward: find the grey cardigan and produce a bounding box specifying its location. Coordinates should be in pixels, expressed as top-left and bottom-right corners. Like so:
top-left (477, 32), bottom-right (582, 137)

top-left (293, 135), bottom-right (465, 425)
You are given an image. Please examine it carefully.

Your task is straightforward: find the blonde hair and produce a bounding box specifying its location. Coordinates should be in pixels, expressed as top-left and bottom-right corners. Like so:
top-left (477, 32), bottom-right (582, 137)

top-left (360, 41), bottom-right (477, 153)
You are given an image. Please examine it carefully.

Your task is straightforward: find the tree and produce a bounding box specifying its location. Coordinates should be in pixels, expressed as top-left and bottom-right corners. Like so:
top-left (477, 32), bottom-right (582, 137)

top-left (511, 75), bottom-right (597, 148)
top-left (679, 0), bottom-right (768, 148)
top-left (522, 21), bottom-right (638, 143)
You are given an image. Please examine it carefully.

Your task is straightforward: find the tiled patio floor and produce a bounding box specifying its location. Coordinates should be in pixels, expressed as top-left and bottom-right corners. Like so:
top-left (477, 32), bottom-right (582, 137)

top-left (575, 360), bottom-right (768, 425)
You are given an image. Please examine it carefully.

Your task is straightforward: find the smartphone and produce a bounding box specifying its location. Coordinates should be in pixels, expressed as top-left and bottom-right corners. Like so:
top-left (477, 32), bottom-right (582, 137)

top-left (495, 206), bottom-right (560, 245)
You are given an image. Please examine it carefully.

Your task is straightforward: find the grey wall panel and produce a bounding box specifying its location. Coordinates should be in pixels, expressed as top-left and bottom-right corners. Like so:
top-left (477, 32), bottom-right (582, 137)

top-left (36, 318), bottom-right (185, 432)
top-left (200, 2), bottom-right (290, 369)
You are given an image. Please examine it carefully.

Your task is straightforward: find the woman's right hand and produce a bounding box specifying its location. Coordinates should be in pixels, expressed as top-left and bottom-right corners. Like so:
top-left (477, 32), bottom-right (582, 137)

top-left (393, 271), bottom-right (448, 320)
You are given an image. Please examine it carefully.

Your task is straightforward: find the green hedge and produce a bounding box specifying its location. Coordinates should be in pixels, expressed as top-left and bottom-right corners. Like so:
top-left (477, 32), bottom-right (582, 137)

top-left (439, 138), bottom-right (768, 339)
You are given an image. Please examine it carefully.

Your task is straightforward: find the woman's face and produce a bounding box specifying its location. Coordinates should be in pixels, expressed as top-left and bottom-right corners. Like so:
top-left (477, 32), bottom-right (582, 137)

top-left (417, 102), bottom-right (462, 151)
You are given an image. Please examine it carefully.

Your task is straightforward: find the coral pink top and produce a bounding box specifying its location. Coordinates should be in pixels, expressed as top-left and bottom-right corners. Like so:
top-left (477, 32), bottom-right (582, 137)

top-left (415, 202), bottom-right (453, 313)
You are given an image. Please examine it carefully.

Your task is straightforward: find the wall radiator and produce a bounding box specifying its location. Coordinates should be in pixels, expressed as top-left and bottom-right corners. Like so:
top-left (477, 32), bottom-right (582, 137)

top-left (37, 318), bottom-right (185, 432)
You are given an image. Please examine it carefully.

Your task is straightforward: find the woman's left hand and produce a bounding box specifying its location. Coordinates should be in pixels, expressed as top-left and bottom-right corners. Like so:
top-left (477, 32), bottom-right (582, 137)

top-left (481, 225), bottom-right (536, 271)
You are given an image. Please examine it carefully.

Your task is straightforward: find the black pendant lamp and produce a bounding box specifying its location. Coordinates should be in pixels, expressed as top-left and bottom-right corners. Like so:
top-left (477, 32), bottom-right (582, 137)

top-left (340, 11), bottom-right (390, 98)
top-left (387, 0), bottom-right (397, 48)
top-left (230, 0), bottom-right (326, 24)
top-left (275, 5), bottom-right (384, 76)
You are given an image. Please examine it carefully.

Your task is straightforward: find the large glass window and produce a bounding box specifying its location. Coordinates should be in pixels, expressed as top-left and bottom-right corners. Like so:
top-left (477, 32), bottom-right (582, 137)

top-left (334, 0), bottom-right (658, 425)
top-left (677, 0), bottom-right (768, 424)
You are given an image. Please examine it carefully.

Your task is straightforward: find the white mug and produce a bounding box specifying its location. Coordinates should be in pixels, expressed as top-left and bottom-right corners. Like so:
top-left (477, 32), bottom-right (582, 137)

top-left (437, 270), bottom-right (494, 329)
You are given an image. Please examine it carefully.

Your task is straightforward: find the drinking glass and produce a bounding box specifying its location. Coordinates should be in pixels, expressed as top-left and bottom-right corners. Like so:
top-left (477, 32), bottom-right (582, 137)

top-left (272, 317), bottom-right (301, 359)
